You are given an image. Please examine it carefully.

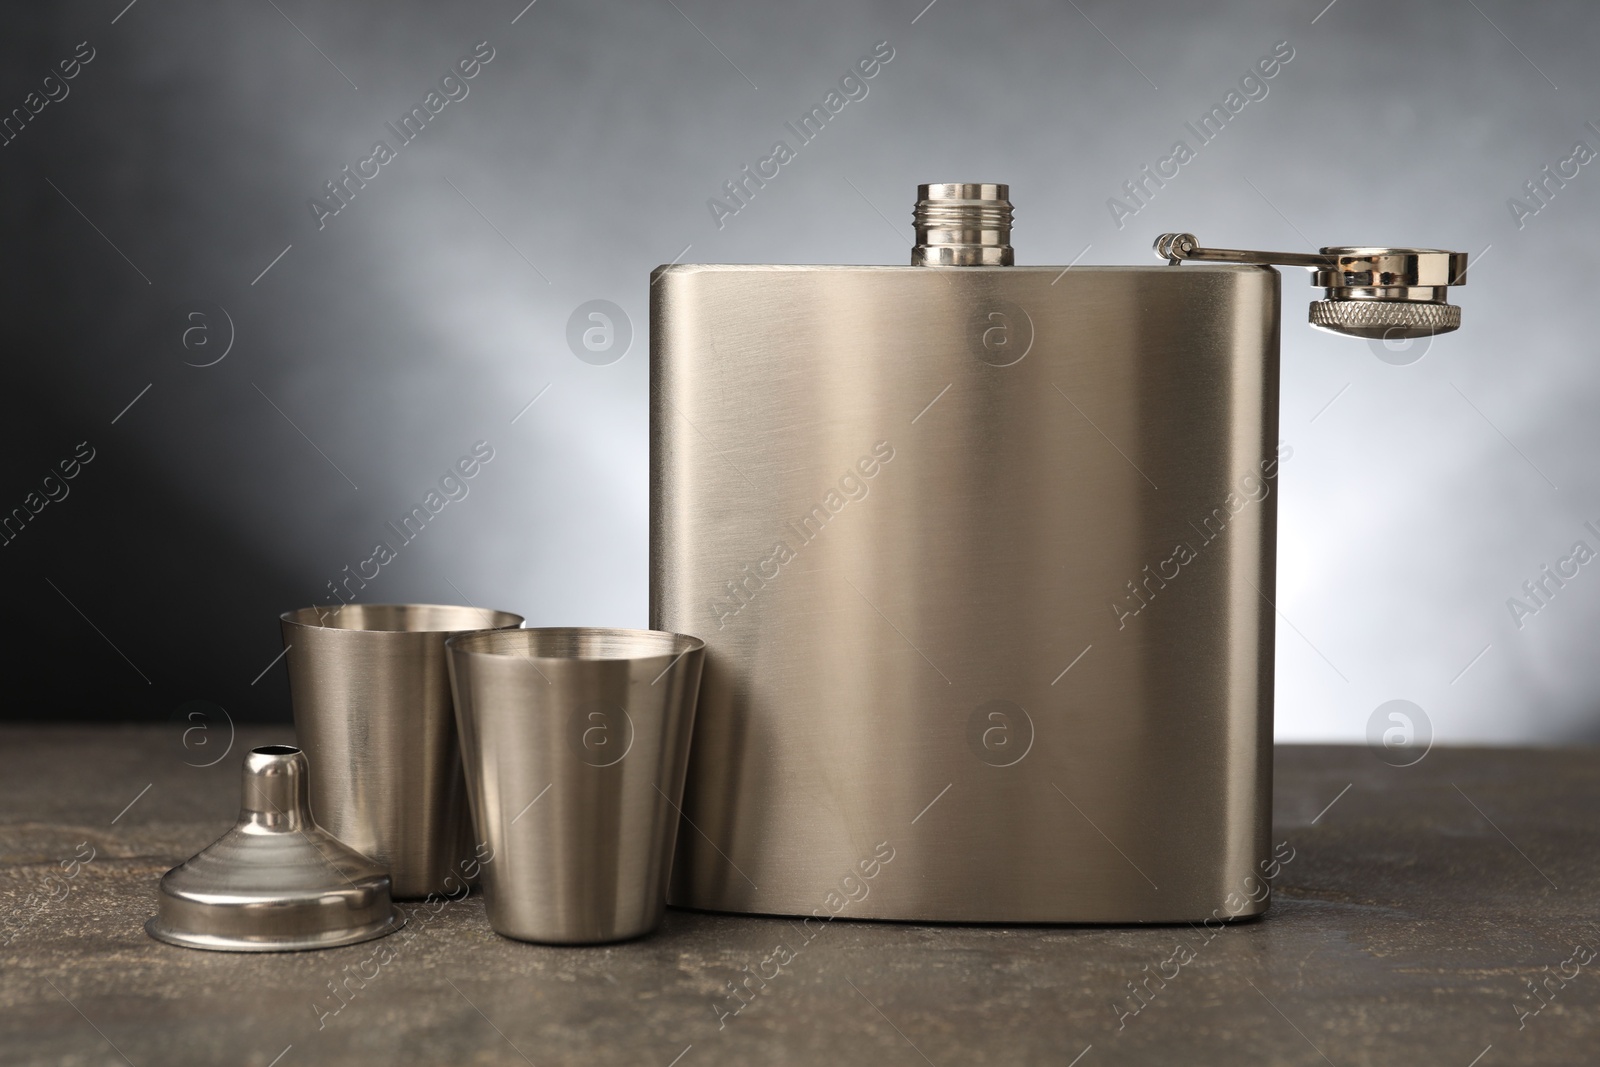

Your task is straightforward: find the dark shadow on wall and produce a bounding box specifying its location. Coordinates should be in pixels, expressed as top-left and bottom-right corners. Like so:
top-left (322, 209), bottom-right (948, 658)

top-left (0, 8), bottom-right (319, 725)
top-left (0, 387), bottom-right (302, 725)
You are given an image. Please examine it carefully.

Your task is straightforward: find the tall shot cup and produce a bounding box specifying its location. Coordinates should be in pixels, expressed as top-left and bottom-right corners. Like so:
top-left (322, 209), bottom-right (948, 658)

top-left (280, 603), bottom-right (523, 899)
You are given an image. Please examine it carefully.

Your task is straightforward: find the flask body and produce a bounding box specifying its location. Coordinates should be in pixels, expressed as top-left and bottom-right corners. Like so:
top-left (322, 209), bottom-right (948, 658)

top-left (651, 262), bottom-right (1281, 922)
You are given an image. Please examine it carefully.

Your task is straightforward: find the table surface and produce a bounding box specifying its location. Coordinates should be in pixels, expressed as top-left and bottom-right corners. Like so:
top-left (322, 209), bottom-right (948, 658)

top-left (2, 727), bottom-right (1596, 1067)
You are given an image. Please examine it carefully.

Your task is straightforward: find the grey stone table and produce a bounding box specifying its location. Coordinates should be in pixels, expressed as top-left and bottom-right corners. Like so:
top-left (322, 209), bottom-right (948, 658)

top-left (2, 727), bottom-right (1596, 1066)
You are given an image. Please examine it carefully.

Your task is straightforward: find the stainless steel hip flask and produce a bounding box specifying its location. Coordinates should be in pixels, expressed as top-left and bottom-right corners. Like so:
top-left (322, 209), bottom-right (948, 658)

top-left (650, 184), bottom-right (1466, 922)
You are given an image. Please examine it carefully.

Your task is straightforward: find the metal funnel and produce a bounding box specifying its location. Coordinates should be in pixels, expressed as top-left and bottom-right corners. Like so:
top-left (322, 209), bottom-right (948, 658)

top-left (146, 746), bottom-right (405, 952)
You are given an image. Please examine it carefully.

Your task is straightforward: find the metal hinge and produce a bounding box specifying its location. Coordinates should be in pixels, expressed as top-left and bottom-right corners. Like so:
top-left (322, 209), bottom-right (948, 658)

top-left (1153, 233), bottom-right (1468, 340)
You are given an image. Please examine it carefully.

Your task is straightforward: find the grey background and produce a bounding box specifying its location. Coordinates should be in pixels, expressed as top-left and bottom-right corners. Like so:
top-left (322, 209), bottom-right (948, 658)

top-left (1, 0), bottom-right (1594, 743)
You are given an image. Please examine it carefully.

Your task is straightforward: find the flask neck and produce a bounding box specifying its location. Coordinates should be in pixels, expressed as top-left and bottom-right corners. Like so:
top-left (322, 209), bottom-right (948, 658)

top-left (911, 183), bottom-right (1013, 266)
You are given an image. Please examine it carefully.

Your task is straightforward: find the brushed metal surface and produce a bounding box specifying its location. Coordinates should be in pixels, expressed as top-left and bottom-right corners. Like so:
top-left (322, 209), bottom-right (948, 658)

top-left (280, 604), bottom-right (523, 900)
top-left (146, 746), bottom-right (404, 952)
top-left (651, 262), bottom-right (1280, 922)
top-left (447, 627), bottom-right (705, 943)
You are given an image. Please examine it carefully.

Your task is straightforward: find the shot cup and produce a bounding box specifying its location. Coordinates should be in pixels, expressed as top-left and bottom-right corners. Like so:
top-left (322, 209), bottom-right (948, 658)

top-left (280, 603), bottom-right (523, 899)
top-left (446, 627), bottom-right (705, 943)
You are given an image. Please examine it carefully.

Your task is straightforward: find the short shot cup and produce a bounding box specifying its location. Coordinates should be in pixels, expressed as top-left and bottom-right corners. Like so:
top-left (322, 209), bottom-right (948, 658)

top-left (446, 627), bottom-right (705, 944)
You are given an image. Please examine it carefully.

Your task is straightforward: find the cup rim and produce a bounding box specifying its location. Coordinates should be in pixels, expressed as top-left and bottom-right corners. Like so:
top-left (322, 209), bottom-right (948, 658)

top-left (280, 603), bottom-right (524, 634)
top-left (446, 626), bottom-right (703, 661)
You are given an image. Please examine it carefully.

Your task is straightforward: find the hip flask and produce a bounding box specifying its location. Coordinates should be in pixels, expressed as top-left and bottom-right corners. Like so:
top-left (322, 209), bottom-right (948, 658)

top-left (650, 183), bottom-right (1466, 922)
